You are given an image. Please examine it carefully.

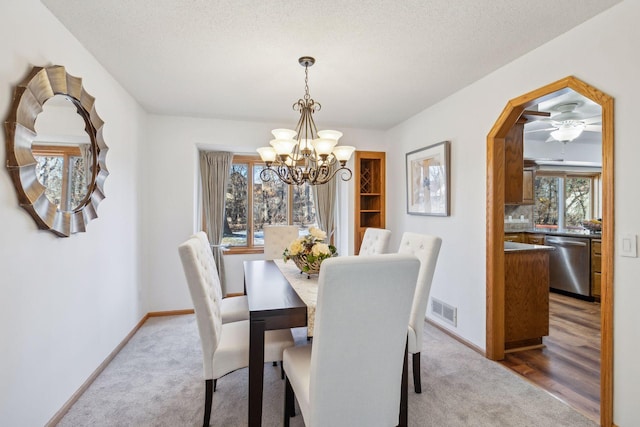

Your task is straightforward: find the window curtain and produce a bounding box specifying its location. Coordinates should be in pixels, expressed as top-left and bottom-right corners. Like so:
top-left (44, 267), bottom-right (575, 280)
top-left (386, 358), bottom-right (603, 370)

top-left (313, 164), bottom-right (338, 243)
top-left (199, 150), bottom-right (233, 295)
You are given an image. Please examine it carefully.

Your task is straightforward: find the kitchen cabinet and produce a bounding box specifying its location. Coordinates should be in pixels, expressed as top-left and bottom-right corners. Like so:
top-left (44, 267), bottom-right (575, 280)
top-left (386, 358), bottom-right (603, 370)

top-left (525, 233), bottom-right (545, 245)
top-left (504, 247), bottom-right (551, 351)
top-left (522, 168), bottom-right (535, 205)
top-left (504, 233), bottom-right (525, 243)
top-left (591, 239), bottom-right (602, 301)
top-left (504, 118), bottom-right (526, 204)
top-left (354, 151), bottom-right (385, 255)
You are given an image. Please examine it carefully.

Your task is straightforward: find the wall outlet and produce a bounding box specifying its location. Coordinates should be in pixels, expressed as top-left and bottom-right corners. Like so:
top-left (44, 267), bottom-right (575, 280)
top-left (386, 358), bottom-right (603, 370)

top-left (620, 234), bottom-right (638, 258)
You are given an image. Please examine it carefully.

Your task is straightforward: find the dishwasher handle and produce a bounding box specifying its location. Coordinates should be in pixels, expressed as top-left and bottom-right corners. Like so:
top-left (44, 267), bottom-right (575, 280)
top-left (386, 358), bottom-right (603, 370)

top-left (546, 237), bottom-right (588, 247)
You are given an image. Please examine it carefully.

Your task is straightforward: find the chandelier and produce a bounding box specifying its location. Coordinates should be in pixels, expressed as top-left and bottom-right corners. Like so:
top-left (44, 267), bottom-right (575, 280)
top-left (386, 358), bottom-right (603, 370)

top-left (256, 56), bottom-right (355, 186)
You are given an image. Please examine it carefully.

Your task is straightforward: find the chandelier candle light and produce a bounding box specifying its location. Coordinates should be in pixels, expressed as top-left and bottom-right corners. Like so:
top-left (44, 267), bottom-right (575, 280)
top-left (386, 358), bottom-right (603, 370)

top-left (257, 56), bottom-right (355, 186)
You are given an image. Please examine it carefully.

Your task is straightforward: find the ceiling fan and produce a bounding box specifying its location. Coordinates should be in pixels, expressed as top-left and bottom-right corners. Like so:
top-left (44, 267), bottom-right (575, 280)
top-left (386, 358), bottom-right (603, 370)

top-left (524, 102), bottom-right (601, 142)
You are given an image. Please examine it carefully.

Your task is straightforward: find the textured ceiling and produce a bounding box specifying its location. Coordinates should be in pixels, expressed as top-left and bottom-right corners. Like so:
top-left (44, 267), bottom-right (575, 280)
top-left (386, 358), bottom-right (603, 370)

top-left (41, 0), bottom-right (620, 130)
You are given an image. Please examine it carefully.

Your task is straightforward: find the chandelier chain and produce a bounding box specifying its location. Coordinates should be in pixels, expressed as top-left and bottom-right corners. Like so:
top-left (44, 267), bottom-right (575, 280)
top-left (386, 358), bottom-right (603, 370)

top-left (303, 64), bottom-right (310, 101)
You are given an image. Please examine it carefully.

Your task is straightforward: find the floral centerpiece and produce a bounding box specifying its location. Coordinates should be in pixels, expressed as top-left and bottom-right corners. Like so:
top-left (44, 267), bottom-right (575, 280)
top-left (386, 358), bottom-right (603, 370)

top-left (283, 226), bottom-right (337, 277)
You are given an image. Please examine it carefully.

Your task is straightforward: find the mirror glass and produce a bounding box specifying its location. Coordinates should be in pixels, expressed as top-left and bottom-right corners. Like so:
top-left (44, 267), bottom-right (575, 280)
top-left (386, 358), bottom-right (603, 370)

top-left (32, 95), bottom-right (94, 211)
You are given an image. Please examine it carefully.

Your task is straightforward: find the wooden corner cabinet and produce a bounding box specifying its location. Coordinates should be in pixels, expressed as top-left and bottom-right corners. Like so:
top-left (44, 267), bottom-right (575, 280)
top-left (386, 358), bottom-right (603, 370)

top-left (354, 151), bottom-right (386, 254)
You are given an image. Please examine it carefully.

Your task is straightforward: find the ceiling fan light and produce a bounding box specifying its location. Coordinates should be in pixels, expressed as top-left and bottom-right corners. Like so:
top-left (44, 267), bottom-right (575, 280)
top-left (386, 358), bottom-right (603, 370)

top-left (550, 125), bottom-right (585, 142)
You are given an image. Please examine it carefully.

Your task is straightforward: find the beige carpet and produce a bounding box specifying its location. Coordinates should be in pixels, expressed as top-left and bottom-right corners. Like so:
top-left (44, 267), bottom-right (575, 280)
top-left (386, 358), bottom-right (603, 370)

top-left (57, 315), bottom-right (597, 426)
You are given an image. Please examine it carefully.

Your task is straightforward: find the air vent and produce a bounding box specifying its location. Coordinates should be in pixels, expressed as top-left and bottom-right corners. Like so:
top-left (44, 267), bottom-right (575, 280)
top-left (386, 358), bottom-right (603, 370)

top-left (431, 298), bottom-right (457, 327)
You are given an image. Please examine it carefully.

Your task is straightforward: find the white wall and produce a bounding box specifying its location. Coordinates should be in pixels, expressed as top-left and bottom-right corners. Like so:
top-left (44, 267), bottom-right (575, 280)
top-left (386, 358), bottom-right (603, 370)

top-left (0, 1), bottom-right (145, 425)
top-left (142, 114), bottom-right (386, 309)
top-left (386, 1), bottom-right (640, 424)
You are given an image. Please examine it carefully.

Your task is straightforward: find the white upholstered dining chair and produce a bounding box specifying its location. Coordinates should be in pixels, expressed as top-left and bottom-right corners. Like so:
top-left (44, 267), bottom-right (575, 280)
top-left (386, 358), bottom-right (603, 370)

top-left (283, 254), bottom-right (420, 427)
top-left (263, 225), bottom-right (300, 260)
top-left (358, 227), bottom-right (392, 255)
top-left (397, 232), bottom-right (442, 393)
top-left (193, 231), bottom-right (248, 323)
top-left (178, 236), bottom-right (295, 427)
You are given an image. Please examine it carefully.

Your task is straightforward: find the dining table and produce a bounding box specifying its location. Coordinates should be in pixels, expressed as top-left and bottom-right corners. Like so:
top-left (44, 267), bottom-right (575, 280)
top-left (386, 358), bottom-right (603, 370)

top-left (243, 259), bottom-right (408, 427)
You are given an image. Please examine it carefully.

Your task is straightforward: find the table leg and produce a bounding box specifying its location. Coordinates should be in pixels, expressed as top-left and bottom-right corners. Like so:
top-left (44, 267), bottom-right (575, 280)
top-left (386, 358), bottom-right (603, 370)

top-left (249, 318), bottom-right (266, 427)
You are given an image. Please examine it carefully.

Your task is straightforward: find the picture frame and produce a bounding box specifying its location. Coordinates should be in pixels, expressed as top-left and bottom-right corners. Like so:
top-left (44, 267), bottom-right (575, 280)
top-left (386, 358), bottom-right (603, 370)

top-left (406, 141), bottom-right (450, 216)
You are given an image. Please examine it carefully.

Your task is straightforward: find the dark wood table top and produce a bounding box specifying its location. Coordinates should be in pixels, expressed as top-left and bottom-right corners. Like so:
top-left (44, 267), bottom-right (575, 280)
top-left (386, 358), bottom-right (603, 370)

top-left (244, 260), bottom-right (308, 327)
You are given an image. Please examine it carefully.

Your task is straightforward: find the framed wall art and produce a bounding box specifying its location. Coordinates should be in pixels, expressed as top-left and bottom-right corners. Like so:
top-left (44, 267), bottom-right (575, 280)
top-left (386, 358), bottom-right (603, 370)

top-left (406, 141), bottom-right (450, 216)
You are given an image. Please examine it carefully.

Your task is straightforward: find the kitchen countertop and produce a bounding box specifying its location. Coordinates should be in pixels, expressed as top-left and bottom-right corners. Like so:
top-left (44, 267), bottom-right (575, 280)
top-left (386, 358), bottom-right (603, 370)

top-left (523, 229), bottom-right (602, 239)
top-left (504, 241), bottom-right (555, 252)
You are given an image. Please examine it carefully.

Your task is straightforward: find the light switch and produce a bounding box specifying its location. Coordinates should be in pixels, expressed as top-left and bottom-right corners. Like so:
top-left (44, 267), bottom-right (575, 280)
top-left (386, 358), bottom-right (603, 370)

top-left (620, 234), bottom-right (638, 258)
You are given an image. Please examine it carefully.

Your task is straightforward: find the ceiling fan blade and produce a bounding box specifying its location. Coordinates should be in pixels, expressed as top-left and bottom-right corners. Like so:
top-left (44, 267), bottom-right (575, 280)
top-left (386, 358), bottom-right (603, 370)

top-left (525, 127), bottom-right (557, 133)
top-left (522, 110), bottom-right (551, 121)
top-left (583, 116), bottom-right (601, 125)
top-left (585, 124), bottom-right (602, 132)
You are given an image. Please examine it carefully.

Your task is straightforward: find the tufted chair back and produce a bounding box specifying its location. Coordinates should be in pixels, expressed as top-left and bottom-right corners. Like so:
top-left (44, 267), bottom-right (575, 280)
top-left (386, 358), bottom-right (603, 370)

top-left (263, 225), bottom-right (299, 260)
top-left (178, 236), bottom-right (223, 379)
top-left (358, 228), bottom-right (392, 255)
top-left (397, 232), bottom-right (442, 354)
top-left (192, 231), bottom-right (223, 301)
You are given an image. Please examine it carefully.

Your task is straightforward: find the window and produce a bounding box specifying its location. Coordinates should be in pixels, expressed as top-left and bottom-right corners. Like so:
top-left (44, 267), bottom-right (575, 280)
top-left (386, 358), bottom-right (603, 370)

top-left (533, 172), bottom-right (598, 230)
top-left (221, 156), bottom-right (317, 252)
top-left (32, 144), bottom-right (90, 211)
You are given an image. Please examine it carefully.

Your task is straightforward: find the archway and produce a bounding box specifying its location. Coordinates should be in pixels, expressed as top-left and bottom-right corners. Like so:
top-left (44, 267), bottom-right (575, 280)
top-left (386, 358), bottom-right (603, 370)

top-left (485, 76), bottom-right (613, 426)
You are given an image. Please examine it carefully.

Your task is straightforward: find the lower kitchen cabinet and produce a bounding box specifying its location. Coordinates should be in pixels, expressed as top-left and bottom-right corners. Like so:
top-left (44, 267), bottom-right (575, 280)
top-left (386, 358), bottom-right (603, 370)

top-left (504, 249), bottom-right (550, 351)
top-left (591, 239), bottom-right (602, 301)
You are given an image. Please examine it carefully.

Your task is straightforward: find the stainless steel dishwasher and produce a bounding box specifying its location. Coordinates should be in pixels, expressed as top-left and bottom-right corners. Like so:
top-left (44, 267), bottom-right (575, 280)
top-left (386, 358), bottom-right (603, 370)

top-left (545, 235), bottom-right (591, 298)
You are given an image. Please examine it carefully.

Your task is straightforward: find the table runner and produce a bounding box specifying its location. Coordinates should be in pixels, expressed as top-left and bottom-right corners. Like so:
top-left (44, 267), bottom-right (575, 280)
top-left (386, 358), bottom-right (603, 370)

top-left (274, 259), bottom-right (318, 336)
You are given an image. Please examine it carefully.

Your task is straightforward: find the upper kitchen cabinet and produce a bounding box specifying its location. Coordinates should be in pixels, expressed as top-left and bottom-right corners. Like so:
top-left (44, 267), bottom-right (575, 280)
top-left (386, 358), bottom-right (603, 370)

top-left (504, 117), bottom-right (526, 204)
top-left (505, 116), bottom-right (538, 205)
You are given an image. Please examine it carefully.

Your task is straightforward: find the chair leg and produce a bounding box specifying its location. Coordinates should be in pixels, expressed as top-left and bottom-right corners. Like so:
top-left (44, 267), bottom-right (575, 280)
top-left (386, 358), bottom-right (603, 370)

top-left (213, 378), bottom-right (217, 392)
top-left (204, 379), bottom-right (213, 427)
top-left (412, 352), bottom-right (422, 393)
top-left (273, 361), bottom-right (278, 367)
top-left (280, 361), bottom-right (285, 379)
top-left (284, 376), bottom-right (296, 426)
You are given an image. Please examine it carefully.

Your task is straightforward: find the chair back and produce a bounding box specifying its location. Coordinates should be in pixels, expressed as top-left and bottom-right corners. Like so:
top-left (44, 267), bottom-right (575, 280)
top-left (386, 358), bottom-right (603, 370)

top-left (358, 227), bottom-right (391, 255)
top-left (263, 225), bottom-right (299, 260)
top-left (178, 236), bottom-right (223, 379)
top-left (397, 232), bottom-right (442, 353)
top-left (309, 254), bottom-right (419, 426)
top-left (192, 231), bottom-right (223, 301)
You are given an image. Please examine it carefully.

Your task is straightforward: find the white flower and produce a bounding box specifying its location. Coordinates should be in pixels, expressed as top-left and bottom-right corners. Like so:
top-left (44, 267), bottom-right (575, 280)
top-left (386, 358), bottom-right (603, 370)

top-left (312, 243), bottom-right (331, 256)
top-left (309, 227), bottom-right (327, 241)
top-left (288, 239), bottom-right (304, 255)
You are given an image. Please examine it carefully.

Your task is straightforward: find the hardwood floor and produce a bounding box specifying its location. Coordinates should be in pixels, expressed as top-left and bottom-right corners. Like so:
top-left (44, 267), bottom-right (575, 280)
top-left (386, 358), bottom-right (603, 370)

top-left (499, 292), bottom-right (601, 422)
